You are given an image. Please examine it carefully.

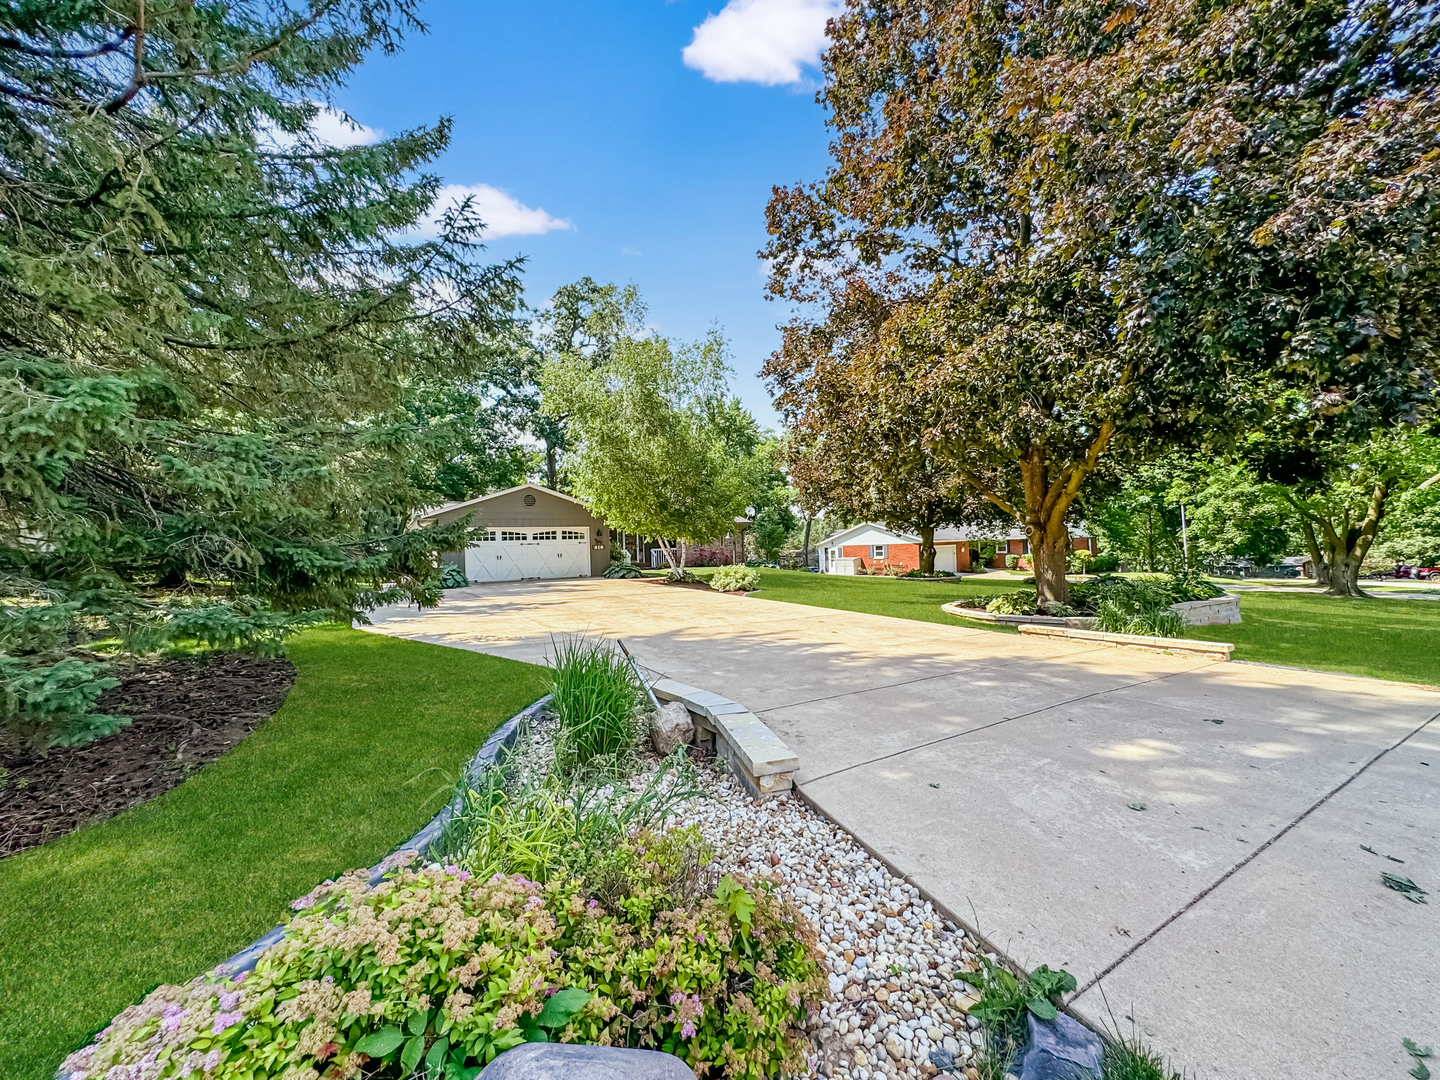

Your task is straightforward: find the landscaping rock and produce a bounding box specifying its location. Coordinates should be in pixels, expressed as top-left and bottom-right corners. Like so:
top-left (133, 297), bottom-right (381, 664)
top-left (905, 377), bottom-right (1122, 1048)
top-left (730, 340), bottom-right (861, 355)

top-left (478, 1043), bottom-right (696, 1079)
top-left (650, 700), bottom-right (694, 754)
top-left (1015, 1012), bottom-right (1103, 1080)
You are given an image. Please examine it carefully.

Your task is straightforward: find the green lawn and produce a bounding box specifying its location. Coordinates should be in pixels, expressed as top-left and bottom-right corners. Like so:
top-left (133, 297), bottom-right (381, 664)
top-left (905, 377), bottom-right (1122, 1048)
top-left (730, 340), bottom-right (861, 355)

top-left (0, 627), bottom-right (548, 1080)
top-left (1186, 592), bottom-right (1440, 686)
top-left (702, 568), bottom-right (1439, 686)
top-left (694, 567), bottom-right (1021, 631)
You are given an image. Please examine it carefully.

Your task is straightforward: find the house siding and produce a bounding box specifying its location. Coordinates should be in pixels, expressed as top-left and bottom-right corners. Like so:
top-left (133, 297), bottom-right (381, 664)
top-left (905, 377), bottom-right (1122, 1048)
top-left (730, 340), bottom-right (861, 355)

top-left (428, 487), bottom-right (611, 577)
top-left (840, 543), bottom-right (922, 571)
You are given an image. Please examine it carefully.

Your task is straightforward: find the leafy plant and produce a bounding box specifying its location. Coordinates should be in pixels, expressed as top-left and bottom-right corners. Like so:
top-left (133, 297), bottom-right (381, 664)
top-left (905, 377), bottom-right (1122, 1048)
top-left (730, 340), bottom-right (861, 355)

top-left (1096, 602), bottom-right (1186, 638)
top-left (710, 565), bottom-right (761, 592)
top-left (986, 591), bottom-right (1038, 616)
top-left (547, 635), bottom-right (645, 773)
top-left (969, 959), bottom-right (1077, 1028)
top-left (68, 860), bottom-right (826, 1080)
top-left (603, 562), bottom-right (643, 578)
top-left (431, 749), bottom-right (707, 890)
top-left (441, 563), bottom-right (469, 589)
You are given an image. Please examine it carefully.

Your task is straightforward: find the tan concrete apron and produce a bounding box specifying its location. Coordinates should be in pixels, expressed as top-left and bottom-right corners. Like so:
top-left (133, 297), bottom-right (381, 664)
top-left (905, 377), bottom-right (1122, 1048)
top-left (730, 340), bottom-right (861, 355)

top-left (364, 577), bottom-right (1439, 1080)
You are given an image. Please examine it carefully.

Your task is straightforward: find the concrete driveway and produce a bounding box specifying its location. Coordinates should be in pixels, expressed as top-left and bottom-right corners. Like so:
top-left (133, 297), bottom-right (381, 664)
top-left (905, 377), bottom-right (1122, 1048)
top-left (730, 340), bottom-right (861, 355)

top-left (365, 578), bottom-right (1438, 1080)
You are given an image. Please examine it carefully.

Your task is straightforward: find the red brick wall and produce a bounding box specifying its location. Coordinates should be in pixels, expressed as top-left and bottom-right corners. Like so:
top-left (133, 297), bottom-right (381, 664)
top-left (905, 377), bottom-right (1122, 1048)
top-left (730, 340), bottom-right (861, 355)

top-left (841, 543), bottom-right (921, 571)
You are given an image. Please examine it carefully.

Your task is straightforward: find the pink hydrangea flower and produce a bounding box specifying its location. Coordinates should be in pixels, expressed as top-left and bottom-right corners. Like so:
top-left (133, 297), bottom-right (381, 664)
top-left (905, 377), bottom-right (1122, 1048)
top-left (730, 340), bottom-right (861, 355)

top-left (211, 1011), bottom-right (242, 1034)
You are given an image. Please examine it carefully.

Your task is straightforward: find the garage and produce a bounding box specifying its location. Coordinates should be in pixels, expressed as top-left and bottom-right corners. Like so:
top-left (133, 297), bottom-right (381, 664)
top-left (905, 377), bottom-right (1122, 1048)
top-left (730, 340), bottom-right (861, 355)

top-left (418, 484), bottom-right (612, 583)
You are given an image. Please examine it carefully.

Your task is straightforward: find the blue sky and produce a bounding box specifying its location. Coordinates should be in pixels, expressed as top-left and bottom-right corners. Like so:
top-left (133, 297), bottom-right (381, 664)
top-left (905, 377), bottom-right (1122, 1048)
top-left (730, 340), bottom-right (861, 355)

top-left (334, 0), bottom-right (842, 427)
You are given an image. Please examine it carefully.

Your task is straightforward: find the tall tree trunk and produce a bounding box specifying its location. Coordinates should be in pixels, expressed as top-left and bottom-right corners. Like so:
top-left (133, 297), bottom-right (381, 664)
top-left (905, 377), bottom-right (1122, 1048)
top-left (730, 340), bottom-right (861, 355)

top-left (919, 523), bottom-right (936, 574)
top-left (545, 443), bottom-right (559, 489)
top-left (1297, 518), bottom-right (1330, 588)
top-left (802, 517), bottom-right (812, 569)
top-left (656, 537), bottom-right (685, 579)
top-left (1018, 449), bottom-right (1082, 606)
top-left (956, 427), bottom-right (1115, 607)
top-left (1312, 482), bottom-right (1388, 598)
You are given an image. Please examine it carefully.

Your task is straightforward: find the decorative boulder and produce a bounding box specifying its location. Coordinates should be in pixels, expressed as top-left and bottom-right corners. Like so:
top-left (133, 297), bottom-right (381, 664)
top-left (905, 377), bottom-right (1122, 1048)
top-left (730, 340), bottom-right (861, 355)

top-left (1016, 1012), bottom-right (1103, 1080)
top-left (478, 1043), bottom-right (697, 1079)
top-left (650, 700), bottom-right (694, 754)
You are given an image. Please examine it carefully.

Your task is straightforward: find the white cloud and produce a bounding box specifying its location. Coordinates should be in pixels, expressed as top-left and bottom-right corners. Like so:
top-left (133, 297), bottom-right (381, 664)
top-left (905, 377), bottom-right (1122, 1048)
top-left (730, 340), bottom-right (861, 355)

top-left (307, 104), bottom-right (383, 148)
top-left (414, 183), bottom-right (573, 240)
top-left (683, 0), bottom-right (840, 85)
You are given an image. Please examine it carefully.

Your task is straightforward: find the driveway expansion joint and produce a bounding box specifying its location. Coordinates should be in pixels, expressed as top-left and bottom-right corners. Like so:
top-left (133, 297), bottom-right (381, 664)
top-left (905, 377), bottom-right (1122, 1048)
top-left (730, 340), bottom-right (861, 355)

top-left (1071, 707), bottom-right (1440, 1002)
top-left (798, 664), bottom-right (1207, 786)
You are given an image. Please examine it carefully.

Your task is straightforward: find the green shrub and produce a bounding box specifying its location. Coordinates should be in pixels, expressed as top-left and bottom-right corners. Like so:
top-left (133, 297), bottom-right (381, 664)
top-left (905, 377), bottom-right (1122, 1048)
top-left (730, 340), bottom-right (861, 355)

top-left (709, 565), bottom-right (761, 592)
top-left (1005, 554), bottom-right (1020, 569)
top-left (986, 590), bottom-right (1037, 616)
top-left (1096, 603), bottom-right (1186, 638)
top-left (548, 636), bottom-right (645, 773)
top-left (431, 751), bottom-right (707, 888)
top-left (441, 563), bottom-right (469, 589)
top-left (65, 861), bottom-right (826, 1080)
top-left (602, 562), bottom-right (643, 578)
top-left (1089, 553), bottom-right (1121, 573)
top-left (1039, 601), bottom-right (1078, 618)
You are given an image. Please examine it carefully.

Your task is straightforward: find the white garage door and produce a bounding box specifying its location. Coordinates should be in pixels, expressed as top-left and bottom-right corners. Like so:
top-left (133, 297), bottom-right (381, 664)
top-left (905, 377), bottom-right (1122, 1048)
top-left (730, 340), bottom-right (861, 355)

top-left (464, 528), bottom-right (592, 582)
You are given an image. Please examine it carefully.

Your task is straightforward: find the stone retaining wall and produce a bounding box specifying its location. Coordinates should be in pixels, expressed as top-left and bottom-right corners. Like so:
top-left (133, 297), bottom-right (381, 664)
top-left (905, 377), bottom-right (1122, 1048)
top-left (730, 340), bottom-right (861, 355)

top-left (651, 679), bottom-right (799, 800)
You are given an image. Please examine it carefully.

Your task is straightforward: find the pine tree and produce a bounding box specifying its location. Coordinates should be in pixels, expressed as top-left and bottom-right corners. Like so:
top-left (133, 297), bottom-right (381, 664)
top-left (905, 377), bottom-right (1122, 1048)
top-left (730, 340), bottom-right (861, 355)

top-left (0, 1), bottom-right (523, 747)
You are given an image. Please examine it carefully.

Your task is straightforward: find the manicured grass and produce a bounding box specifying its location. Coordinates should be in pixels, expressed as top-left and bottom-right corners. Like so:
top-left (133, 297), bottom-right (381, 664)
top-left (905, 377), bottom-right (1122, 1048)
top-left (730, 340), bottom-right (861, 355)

top-left (1186, 592), bottom-right (1440, 686)
top-left (691, 566), bottom-right (1021, 631)
top-left (706, 569), bottom-right (1437, 686)
top-left (0, 628), bottom-right (548, 1080)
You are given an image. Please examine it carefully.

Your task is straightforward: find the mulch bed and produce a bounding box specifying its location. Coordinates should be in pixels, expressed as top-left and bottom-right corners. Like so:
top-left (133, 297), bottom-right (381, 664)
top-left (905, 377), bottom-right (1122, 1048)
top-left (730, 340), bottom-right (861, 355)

top-left (0, 653), bottom-right (296, 858)
top-left (644, 577), bottom-right (716, 591)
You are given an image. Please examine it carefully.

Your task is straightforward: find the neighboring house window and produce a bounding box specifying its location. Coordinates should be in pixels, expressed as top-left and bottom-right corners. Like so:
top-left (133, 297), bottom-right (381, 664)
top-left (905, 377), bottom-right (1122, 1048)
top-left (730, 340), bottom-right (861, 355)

top-left (561, 529), bottom-right (586, 540)
top-left (532, 530), bottom-right (558, 540)
top-left (872, 544), bottom-right (887, 559)
top-left (500, 530), bottom-right (526, 541)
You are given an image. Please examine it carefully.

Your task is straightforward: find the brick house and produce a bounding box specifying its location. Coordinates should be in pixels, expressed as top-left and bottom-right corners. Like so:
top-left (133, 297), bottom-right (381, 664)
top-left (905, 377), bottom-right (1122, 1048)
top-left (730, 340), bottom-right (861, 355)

top-left (818, 523), bottom-right (1097, 574)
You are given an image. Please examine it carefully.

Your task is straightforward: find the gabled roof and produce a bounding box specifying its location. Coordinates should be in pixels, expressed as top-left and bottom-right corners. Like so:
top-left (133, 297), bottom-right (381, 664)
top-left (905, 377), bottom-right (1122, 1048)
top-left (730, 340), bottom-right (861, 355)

top-left (816, 522), bottom-right (922, 547)
top-left (416, 483), bottom-right (590, 523)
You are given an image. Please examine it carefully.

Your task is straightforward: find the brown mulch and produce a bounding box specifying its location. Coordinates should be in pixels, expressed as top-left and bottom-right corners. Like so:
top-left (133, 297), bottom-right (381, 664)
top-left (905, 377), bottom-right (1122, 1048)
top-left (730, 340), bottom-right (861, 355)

top-left (643, 577), bottom-right (716, 591)
top-left (0, 653), bottom-right (296, 858)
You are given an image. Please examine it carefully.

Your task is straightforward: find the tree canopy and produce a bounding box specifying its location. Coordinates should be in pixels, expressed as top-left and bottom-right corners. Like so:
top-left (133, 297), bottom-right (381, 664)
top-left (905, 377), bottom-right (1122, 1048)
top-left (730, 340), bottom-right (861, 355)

top-left (0, 0), bottom-right (524, 746)
top-left (765, 0), bottom-right (1440, 603)
top-left (540, 314), bottom-right (759, 579)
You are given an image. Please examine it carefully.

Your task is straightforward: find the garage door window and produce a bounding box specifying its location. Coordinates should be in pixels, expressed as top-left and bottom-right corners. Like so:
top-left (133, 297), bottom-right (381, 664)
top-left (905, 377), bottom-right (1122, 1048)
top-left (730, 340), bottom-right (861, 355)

top-left (500, 530), bottom-right (525, 541)
top-left (531, 530), bottom-right (558, 540)
top-left (562, 529), bottom-right (586, 540)
top-left (478, 530), bottom-right (496, 542)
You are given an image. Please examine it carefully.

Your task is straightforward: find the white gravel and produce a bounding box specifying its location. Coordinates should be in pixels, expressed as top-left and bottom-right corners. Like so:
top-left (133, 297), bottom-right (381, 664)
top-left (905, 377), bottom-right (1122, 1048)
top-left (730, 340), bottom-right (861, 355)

top-left (504, 714), bottom-right (994, 1080)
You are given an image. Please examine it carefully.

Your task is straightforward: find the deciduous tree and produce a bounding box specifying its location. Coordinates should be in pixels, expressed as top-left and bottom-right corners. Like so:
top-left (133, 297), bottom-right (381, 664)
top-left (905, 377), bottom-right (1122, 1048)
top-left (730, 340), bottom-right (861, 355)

top-left (764, 0), bottom-right (1440, 604)
top-left (540, 325), bottom-right (754, 579)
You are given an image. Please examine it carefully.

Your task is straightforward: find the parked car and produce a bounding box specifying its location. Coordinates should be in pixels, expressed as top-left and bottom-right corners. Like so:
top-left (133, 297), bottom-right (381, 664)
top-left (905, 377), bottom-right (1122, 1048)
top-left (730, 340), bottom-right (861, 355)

top-left (1418, 566), bottom-right (1440, 581)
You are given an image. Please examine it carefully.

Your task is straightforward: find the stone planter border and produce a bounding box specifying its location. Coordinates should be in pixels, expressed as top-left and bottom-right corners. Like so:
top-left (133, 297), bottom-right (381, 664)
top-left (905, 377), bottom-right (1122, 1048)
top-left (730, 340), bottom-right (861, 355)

top-left (940, 602), bottom-right (1099, 630)
top-left (1016, 624), bottom-right (1234, 659)
top-left (650, 679), bottom-right (799, 800)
